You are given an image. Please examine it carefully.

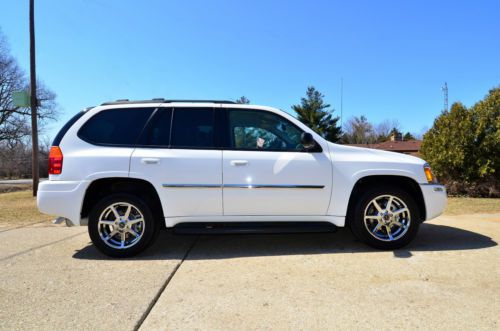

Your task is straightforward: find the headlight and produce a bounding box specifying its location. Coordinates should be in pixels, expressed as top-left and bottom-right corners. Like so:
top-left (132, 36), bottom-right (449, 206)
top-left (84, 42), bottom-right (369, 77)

top-left (423, 164), bottom-right (437, 183)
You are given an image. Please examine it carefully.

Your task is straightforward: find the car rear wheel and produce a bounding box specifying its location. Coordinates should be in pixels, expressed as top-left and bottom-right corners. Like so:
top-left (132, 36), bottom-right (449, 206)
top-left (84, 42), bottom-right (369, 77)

top-left (350, 187), bottom-right (420, 249)
top-left (88, 194), bottom-right (159, 257)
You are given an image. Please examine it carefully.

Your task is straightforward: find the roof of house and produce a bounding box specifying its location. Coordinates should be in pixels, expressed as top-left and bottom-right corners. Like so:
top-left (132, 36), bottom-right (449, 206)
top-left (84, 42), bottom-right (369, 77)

top-left (348, 140), bottom-right (422, 152)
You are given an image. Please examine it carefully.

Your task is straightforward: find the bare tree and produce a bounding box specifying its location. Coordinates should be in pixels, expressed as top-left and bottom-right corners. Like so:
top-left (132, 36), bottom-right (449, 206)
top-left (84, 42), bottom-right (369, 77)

top-left (375, 119), bottom-right (401, 142)
top-left (235, 96), bottom-right (250, 104)
top-left (342, 115), bottom-right (376, 144)
top-left (0, 29), bottom-right (57, 144)
top-left (0, 30), bottom-right (57, 178)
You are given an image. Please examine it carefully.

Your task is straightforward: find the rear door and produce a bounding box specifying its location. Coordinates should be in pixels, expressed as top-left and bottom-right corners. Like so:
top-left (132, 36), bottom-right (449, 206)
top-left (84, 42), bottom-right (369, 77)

top-left (130, 106), bottom-right (223, 217)
top-left (222, 108), bottom-right (332, 216)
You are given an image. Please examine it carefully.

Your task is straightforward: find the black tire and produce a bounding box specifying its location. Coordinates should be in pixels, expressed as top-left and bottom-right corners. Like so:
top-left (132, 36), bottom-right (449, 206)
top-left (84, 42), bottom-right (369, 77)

top-left (350, 186), bottom-right (420, 250)
top-left (88, 193), bottom-right (159, 257)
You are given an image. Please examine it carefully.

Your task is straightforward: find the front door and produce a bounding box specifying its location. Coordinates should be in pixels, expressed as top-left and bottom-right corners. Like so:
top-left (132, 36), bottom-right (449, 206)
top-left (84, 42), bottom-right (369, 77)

top-left (222, 108), bottom-right (332, 216)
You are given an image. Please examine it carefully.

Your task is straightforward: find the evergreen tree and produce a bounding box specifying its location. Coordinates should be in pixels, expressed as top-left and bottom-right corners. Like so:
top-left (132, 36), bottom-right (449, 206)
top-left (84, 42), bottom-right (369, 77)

top-left (403, 132), bottom-right (415, 140)
top-left (291, 86), bottom-right (342, 142)
top-left (421, 87), bottom-right (499, 184)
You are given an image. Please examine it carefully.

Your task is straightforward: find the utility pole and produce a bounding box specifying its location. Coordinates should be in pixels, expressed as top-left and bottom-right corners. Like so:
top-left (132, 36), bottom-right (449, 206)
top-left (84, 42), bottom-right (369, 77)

top-left (442, 82), bottom-right (448, 112)
top-left (29, 0), bottom-right (39, 197)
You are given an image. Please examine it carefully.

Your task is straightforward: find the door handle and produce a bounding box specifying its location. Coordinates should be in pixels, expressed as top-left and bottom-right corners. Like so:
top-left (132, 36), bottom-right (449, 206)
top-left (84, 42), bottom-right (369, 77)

top-left (141, 158), bottom-right (160, 165)
top-left (230, 160), bottom-right (248, 166)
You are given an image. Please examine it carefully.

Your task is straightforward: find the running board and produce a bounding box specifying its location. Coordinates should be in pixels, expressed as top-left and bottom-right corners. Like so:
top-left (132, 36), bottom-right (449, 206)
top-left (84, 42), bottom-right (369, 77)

top-left (173, 222), bottom-right (338, 235)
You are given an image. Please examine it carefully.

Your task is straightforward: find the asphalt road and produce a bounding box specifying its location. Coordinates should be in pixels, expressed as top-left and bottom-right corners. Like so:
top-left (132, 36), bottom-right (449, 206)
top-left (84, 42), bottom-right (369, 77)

top-left (0, 178), bottom-right (47, 185)
top-left (0, 214), bottom-right (499, 330)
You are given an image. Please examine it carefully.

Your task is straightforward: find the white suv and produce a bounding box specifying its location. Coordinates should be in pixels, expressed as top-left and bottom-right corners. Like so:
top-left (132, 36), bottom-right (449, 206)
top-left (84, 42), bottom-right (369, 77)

top-left (37, 99), bottom-right (447, 257)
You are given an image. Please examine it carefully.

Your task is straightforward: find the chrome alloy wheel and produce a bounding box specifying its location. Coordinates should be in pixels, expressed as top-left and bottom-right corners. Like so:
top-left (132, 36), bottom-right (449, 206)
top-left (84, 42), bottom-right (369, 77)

top-left (97, 202), bottom-right (145, 249)
top-left (363, 195), bottom-right (411, 242)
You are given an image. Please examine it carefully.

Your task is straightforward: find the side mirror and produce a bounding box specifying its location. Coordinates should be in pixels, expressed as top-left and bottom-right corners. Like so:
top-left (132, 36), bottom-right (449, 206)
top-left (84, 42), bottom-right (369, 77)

top-left (301, 132), bottom-right (315, 150)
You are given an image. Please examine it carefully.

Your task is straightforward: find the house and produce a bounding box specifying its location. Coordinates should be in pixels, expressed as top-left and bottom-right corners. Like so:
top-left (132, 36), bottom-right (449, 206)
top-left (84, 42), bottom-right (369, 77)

top-left (347, 132), bottom-right (422, 157)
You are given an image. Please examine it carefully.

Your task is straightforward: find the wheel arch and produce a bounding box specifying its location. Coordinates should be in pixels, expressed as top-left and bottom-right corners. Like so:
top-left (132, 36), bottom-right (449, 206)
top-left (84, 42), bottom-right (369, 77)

top-left (81, 177), bottom-right (164, 225)
top-left (345, 175), bottom-right (426, 225)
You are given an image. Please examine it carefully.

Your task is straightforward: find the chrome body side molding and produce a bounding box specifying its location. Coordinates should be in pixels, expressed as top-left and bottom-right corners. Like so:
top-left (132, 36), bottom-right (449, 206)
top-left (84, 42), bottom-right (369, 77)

top-left (162, 184), bottom-right (220, 188)
top-left (162, 184), bottom-right (325, 189)
top-left (223, 184), bottom-right (324, 189)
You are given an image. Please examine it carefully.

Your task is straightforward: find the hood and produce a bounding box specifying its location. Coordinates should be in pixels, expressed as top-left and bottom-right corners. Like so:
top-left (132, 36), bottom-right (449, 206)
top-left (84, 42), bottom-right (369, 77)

top-left (328, 143), bottom-right (426, 166)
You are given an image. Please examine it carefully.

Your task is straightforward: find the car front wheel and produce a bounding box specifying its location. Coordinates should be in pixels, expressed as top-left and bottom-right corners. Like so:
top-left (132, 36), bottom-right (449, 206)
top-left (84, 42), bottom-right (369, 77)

top-left (88, 194), bottom-right (158, 257)
top-left (350, 187), bottom-right (420, 249)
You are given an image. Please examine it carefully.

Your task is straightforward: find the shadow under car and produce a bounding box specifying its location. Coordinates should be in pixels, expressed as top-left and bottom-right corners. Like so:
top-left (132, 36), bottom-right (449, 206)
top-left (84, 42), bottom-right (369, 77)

top-left (72, 222), bottom-right (497, 261)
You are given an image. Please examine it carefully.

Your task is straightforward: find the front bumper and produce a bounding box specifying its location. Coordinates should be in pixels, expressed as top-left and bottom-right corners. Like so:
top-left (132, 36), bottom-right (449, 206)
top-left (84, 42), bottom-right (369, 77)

top-left (37, 180), bottom-right (89, 226)
top-left (420, 184), bottom-right (447, 221)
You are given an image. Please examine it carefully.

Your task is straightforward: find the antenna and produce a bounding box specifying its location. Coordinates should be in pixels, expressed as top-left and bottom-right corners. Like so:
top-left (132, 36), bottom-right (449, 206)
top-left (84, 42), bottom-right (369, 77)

top-left (340, 77), bottom-right (343, 126)
top-left (441, 82), bottom-right (448, 112)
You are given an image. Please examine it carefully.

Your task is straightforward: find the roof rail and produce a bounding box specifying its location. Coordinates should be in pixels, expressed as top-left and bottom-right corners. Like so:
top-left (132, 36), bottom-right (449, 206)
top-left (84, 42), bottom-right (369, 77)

top-left (100, 99), bottom-right (164, 106)
top-left (100, 99), bottom-right (236, 106)
top-left (164, 99), bottom-right (236, 104)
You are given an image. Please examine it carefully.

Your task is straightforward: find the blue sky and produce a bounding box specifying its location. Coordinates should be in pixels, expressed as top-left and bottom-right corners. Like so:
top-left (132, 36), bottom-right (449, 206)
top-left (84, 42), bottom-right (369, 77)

top-left (1, 0), bottom-right (499, 139)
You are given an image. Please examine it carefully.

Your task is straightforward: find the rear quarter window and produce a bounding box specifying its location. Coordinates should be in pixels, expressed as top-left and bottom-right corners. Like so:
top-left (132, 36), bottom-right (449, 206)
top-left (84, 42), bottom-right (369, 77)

top-left (78, 108), bottom-right (154, 146)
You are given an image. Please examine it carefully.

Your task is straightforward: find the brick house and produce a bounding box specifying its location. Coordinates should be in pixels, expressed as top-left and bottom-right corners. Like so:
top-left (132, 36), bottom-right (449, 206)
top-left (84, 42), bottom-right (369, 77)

top-left (348, 132), bottom-right (422, 157)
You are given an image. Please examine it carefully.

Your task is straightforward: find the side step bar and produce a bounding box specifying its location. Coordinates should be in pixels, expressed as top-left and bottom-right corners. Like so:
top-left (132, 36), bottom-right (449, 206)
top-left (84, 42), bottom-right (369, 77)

top-left (173, 222), bottom-right (338, 235)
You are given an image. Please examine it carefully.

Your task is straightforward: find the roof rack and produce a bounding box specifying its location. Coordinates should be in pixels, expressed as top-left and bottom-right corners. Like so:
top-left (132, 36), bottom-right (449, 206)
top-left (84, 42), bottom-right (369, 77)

top-left (165, 99), bottom-right (236, 104)
top-left (100, 99), bottom-right (237, 106)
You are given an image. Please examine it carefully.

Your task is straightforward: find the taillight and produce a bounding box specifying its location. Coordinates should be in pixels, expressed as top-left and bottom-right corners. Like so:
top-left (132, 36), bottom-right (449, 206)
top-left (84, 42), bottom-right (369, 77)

top-left (48, 146), bottom-right (63, 175)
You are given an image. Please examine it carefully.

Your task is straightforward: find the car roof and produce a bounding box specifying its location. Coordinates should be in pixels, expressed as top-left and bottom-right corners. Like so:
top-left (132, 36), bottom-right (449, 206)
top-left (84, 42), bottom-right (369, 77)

top-left (96, 99), bottom-right (283, 113)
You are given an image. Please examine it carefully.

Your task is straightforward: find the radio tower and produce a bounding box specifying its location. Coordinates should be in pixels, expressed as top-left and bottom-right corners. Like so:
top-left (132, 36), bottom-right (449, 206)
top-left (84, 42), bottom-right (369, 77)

top-left (441, 82), bottom-right (448, 112)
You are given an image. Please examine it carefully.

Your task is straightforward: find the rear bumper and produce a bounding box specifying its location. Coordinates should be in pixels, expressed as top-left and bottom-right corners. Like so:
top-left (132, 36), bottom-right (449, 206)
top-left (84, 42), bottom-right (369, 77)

top-left (37, 180), bottom-right (89, 226)
top-left (420, 184), bottom-right (447, 221)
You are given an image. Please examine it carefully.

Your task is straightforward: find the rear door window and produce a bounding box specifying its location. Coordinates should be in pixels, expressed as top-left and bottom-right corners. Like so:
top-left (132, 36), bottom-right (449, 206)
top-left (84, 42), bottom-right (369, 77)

top-left (78, 108), bottom-right (154, 146)
top-left (170, 108), bottom-right (215, 148)
top-left (138, 108), bottom-right (172, 147)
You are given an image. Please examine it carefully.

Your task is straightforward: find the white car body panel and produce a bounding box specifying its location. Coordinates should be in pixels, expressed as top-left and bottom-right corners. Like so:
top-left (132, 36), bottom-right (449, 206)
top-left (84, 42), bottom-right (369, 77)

top-left (420, 184), bottom-right (448, 219)
top-left (37, 102), bottom-right (447, 228)
top-left (327, 143), bottom-right (428, 218)
top-left (222, 149), bottom-right (332, 216)
top-left (130, 148), bottom-right (223, 217)
top-left (37, 180), bottom-right (89, 224)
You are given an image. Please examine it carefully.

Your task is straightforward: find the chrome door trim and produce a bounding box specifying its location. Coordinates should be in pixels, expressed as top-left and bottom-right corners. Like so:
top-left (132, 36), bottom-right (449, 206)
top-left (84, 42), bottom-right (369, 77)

top-left (224, 184), bottom-right (325, 189)
top-left (162, 184), bottom-right (221, 188)
top-left (162, 184), bottom-right (325, 189)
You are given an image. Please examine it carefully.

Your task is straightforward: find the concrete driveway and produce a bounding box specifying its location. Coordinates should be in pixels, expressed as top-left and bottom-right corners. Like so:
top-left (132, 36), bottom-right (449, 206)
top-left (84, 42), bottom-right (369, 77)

top-left (0, 214), bottom-right (499, 330)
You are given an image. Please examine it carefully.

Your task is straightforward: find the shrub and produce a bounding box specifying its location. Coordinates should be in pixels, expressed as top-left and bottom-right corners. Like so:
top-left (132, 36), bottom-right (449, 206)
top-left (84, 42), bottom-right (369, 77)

top-left (421, 87), bottom-right (500, 197)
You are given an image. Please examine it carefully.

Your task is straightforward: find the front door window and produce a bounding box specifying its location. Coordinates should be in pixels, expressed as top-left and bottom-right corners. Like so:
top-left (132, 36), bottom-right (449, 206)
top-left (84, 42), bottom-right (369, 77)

top-left (228, 109), bottom-right (305, 151)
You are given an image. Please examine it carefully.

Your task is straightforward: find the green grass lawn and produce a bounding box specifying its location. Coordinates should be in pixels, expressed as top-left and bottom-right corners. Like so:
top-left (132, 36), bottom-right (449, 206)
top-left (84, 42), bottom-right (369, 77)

top-left (0, 190), bottom-right (53, 227)
top-left (445, 197), bottom-right (500, 216)
top-left (0, 190), bottom-right (498, 228)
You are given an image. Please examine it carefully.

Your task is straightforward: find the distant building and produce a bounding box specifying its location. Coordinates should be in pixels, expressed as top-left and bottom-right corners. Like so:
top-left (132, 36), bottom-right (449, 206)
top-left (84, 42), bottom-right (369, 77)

top-left (348, 132), bottom-right (422, 157)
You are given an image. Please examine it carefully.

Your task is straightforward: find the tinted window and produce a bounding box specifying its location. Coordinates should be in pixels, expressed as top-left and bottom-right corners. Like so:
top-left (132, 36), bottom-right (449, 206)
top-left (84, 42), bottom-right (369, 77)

top-left (139, 108), bottom-right (172, 146)
top-left (170, 108), bottom-right (215, 148)
top-left (78, 108), bottom-right (154, 145)
top-left (228, 109), bottom-right (304, 151)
